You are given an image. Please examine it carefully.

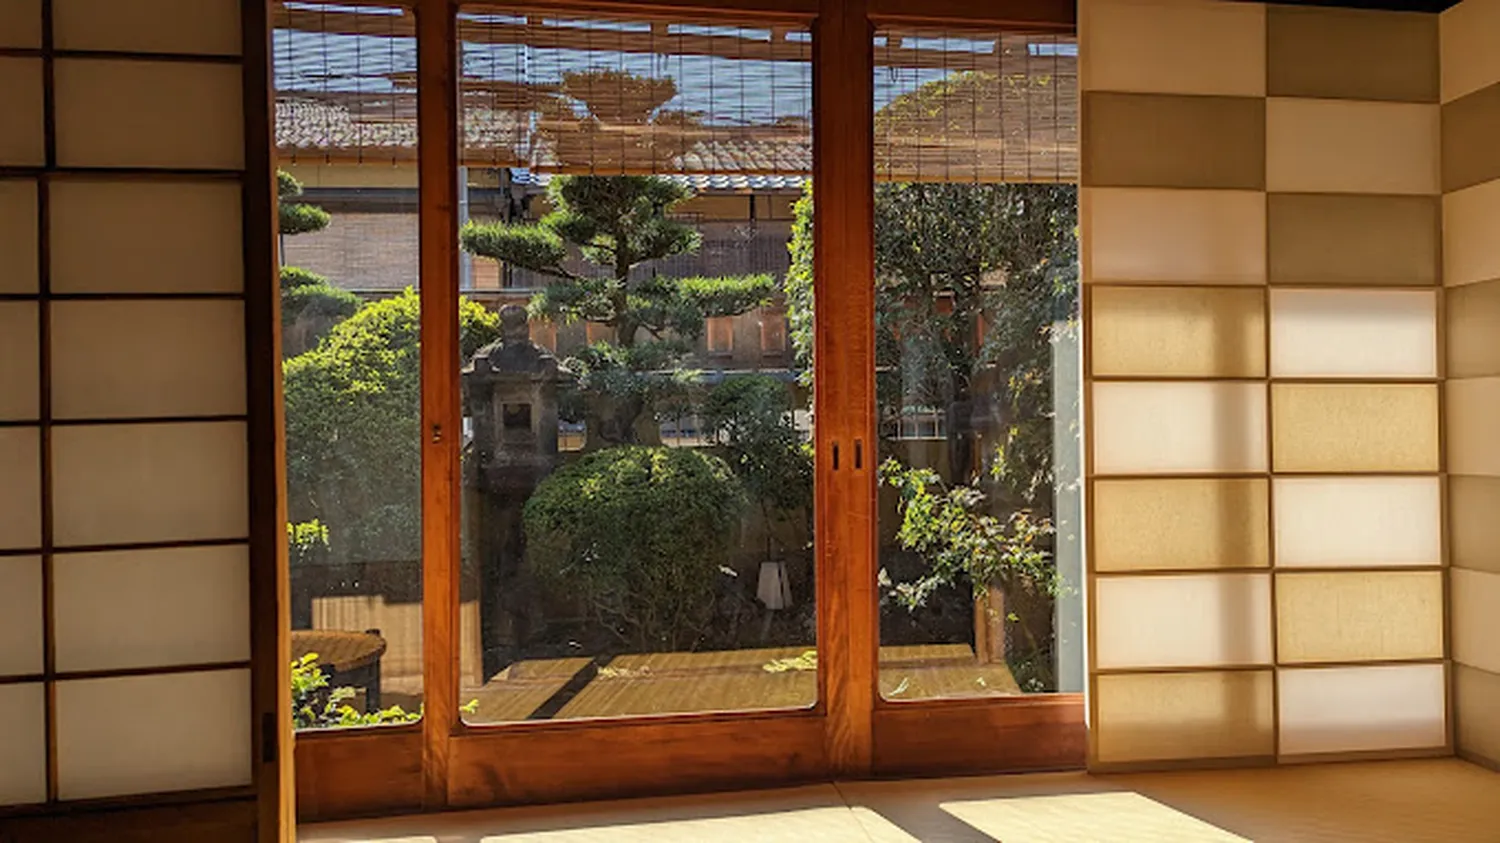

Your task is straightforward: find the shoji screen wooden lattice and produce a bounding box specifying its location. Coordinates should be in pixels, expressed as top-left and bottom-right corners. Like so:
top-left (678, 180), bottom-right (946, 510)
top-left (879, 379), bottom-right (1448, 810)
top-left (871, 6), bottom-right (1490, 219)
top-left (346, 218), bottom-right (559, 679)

top-left (0, 0), bottom-right (268, 816)
top-left (1081, 0), bottom-right (1447, 769)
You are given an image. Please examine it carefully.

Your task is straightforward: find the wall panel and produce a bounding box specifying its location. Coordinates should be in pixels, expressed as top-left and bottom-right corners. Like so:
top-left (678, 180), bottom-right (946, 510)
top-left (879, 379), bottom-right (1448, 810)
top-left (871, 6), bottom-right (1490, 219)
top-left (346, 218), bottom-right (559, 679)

top-left (1084, 0), bottom-right (1446, 770)
top-left (0, 0), bottom-right (278, 831)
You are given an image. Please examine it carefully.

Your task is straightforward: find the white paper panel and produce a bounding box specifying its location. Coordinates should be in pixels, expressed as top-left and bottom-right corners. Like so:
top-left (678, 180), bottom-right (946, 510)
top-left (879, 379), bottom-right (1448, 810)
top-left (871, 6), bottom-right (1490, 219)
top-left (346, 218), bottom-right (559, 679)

top-left (1095, 573), bottom-right (1273, 669)
top-left (1276, 571), bottom-right (1444, 664)
top-left (1447, 377), bottom-right (1500, 476)
top-left (0, 556), bottom-right (43, 677)
top-left (51, 300), bottom-right (247, 419)
top-left (1443, 178), bottom-right (1500, 288)
top-left (0, 683), bottom-right (46, 806)
top-left (56, 669), bottom-right (252, 800)
top-left (0, 0), bottom-right (41, 49)
top-left (1092, 382), bottom-right (1268, 475)
top-left (54, 0), bottom-right (241, 55)
top-left (0, 58), bottom-right (44, 166)
top-left (1095, 670), bottom-right (1275, 764)
top-left (1083, 188), bottom-right (1266, 285)
top-left (54, 545), bottom-right (250, 672)
top-left (1278, 664), bottom-right (1447, 755)
top-left (54, 59), bottom-right (243, 169)
top-left (0, 302), bottom-right (38, 420)
top-left (1080, 0), bottom-right (1265, 96)
top-left (52, 422), bottom-right (248, 547)
top-left (0, 427), bottom-right (41, 550)
top-left (1270, 289), bottom-right (1437, 378)
top-left (1274, 477), bottom-right (1442, 568)
top-left (1453, 568), bottom-right (1500, 675)
top-left (49, 179), bottom-right (244, 294)
top-left (1266, 98), bottom-right (1439, 195)
top-left (0, 179), bottom-right (38, 294)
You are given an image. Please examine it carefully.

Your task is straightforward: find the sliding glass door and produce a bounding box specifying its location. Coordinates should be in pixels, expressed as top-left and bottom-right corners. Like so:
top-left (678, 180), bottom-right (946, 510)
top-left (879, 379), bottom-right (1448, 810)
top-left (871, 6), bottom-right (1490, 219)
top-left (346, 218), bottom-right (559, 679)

top-left (275, 0), bottom-right (1082, 819)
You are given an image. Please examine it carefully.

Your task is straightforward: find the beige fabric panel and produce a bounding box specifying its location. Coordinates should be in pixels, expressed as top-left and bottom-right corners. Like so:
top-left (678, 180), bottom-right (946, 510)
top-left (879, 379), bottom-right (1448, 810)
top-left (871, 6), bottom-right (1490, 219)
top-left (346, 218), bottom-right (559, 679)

top-left (49, 179), bottom-right (245, 295)
top-left (1269, 289), bottom-right (1437, 379)
top-left (0, 302), bottom-right (39, 421)
top-left (54, 669), bottom-right (252, 800)
top-left (1095, 671), bottom-right (1275, 764)
top-left (50, 301), bottom-right (248, 420)
top-left (1083, 92), bottom-right (1266, 189)
top-left (50, 422), bottom-right (250, 548)
top-left (1441, 0), bottom-right (1500, 103)
top-left (1442, 82), bottom-right (1500, 192)
top-left (1271, 384), bottom-right (1439, 473)
top-left (1455, 664), bottom-right (1500, 767)
top-left (1443, 178), bottom-right (1500, 287)
top-left (1092, 478), bottom-right (1269, 572)
top-left (53, 0), bottom-right (241, 55)
top-left (1080, 0), bottom-right (1265, 96)
top-left (1452, 568), bottom-right (1500, 675)
top-left (52, 545), bottom-right (251, 673)
top-left (1268, 193), bottom-right (1439, 287)
top-left (1278, 664), bottom-right (1447, 756)
top-left (0, 58), bottom-right (45, 167)
top-left (1447, 278), bottom-right (1500, 377)
top-left (0, 0), bottom-right (41, 49)
top-left (1095, 574), bottom-right (1273, 669)
top-left (1276, 571), bottom-right (1445, 664)
top-left (1091, 286), bottom-right (1265, 378)
top-left (0, 556), bottom-right (44, 678)
top-left (0, 179), bottom-right (39, 294)
top-left (0, 427), bottom-right (42, 551)
top-left (1451, 475), bottom-right (1500, 574)
top-left (1267, 5), bottom-right (1438, 103)
top-left (53, 59), bottom-right (244, 170)
top-left (0, 685), bottom-right (47, 806)
top-left (1446, 377), bottom-right (1500, 476)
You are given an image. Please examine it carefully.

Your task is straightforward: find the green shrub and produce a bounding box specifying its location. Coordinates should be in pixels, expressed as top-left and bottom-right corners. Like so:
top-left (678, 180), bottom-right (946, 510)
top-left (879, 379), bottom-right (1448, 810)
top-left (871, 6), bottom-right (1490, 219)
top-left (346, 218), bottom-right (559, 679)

top-left (284, 289), bottom-right (500, 564)
top-left (291, 653), bottom-right (418, 729)
top-left (291, 653), bottom-right (478, 729)
top-left (523, 446), bottom-right (747, 650)
top-left (283, 282), bottom-right (360, 326)
top-left (700, 375), bottom-right (812, 556)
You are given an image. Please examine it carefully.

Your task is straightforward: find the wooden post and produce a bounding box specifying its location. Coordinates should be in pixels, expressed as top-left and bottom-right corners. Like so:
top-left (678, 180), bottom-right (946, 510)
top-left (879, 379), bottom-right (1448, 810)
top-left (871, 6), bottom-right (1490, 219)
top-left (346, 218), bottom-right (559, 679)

top-left (417, 0), bottom-right (461, 812)
top-left (814, 0), bottom-right (877, 778)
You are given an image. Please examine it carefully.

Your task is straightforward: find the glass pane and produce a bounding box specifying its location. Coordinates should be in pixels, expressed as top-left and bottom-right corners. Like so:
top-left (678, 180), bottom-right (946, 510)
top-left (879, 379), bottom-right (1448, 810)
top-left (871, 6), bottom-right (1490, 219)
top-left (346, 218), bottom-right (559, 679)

top-left (273, 3), bottom-right (425, 730)
top-left (456, 9), bottom-right (816, 722)
top-left (872, 29), bottom-right (1083, 698)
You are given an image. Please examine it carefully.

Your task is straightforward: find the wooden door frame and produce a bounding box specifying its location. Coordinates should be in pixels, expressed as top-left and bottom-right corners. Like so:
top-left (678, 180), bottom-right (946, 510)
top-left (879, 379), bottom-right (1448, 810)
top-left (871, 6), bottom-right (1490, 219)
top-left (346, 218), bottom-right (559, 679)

top-left (290, 0), bottom-right (1083, 822)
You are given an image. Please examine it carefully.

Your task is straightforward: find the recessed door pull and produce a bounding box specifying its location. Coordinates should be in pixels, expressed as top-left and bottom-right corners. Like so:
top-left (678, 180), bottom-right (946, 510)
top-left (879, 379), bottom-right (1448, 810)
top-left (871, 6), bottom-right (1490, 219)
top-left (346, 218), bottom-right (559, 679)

top-left (854, 439), bottom-right (863, 470)
top-left (832, 441), bottom-right (840, 471)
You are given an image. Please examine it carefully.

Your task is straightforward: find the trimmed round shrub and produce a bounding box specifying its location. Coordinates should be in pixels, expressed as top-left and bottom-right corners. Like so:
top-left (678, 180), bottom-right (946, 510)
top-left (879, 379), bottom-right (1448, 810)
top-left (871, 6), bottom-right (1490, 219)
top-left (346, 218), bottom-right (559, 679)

top-left (524, 446), bottom-right (747, 650)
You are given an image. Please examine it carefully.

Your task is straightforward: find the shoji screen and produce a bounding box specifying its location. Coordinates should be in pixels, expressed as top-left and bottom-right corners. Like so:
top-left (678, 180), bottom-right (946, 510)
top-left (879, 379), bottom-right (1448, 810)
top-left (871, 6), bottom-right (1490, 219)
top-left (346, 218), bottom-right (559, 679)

top-left (0, 0), bottom-right (269, 824)
top-left (1442, 0), bottom-right (1500, 771)
top-left (1082, 0), bottom-right (1446, 769)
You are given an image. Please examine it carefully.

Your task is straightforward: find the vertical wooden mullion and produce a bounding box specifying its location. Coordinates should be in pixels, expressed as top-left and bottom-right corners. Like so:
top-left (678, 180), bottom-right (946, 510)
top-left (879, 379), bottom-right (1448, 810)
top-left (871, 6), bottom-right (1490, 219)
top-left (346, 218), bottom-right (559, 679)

top-left (417, 0), bottom-right (461, 811)
top-left (812, 0), bottom-right (876, 777)
top-left (241, 0), bottom-right (294, 838)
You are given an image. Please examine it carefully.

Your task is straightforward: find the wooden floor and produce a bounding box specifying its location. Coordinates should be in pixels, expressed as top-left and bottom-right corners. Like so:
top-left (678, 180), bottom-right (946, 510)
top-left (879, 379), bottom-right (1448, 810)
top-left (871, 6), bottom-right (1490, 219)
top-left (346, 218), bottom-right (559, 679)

top-left (462, 644), bottom-right (1022, 722)
top-left (300, 758), bottom-right (1500, 842)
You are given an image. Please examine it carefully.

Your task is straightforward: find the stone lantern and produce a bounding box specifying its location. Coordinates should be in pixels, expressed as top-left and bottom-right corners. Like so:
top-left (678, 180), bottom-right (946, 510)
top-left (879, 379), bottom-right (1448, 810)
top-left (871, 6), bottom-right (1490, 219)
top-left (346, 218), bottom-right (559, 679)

top-left (462, 305), bottom-right (565, 682)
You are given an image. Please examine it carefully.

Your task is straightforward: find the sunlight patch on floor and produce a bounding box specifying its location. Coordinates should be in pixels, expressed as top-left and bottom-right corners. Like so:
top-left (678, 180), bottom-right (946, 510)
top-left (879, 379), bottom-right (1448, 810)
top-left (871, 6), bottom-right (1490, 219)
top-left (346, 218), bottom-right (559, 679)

top-left (940, 791), bottom-right (1248, 843)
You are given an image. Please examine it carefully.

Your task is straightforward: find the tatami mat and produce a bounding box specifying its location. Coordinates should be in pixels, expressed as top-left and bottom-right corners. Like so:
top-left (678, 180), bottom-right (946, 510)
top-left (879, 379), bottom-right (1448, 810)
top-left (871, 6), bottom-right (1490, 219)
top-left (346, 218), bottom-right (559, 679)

top-left (300, 758), bottom-right (1500, 842)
